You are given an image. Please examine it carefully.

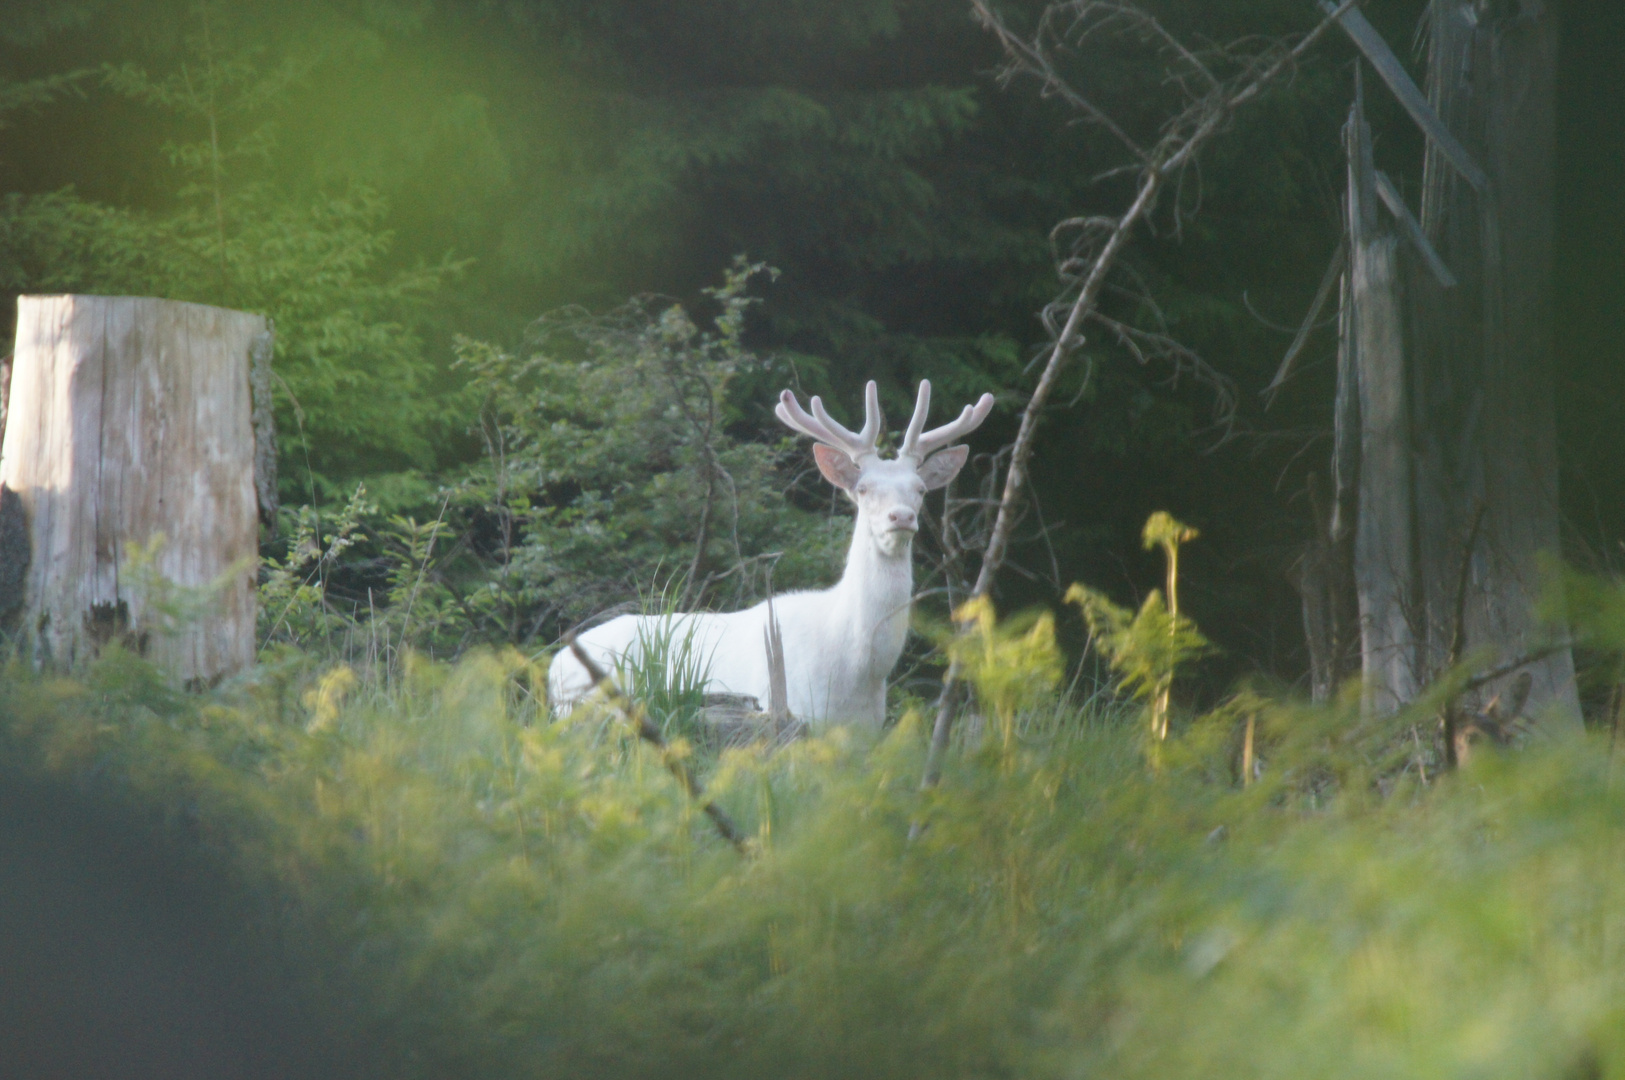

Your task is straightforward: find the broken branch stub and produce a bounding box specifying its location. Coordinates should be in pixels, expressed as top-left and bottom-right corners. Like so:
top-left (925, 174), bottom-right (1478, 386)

top-left (1318, 0), bottom-right (1489, 192)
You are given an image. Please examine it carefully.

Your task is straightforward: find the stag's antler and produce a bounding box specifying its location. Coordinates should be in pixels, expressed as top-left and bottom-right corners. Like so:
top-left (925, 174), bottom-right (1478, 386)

top-left (776, 380), bottom-right (882, 462)
top-left (899, 380), bottom-right (995, 462)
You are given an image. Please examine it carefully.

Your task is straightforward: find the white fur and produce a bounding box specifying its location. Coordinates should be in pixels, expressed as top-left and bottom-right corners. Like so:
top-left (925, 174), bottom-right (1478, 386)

top-left (547, 382), bottom-right (990, 727)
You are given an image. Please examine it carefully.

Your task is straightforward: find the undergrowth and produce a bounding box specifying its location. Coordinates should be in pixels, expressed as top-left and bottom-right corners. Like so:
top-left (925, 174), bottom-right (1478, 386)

top-left (9, 527), bottom-right (1625, 1077)
top-left (6, 608), bottom-right (1625, 1078)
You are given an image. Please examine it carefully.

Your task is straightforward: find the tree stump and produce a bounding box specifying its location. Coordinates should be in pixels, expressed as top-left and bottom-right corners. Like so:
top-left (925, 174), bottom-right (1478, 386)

top-left (0, 295), bottom-right (273, 682)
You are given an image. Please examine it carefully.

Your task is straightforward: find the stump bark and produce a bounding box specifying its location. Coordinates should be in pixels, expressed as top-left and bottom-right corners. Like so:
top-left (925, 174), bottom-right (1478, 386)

top-left (0, 295), bottom-right (272, 682)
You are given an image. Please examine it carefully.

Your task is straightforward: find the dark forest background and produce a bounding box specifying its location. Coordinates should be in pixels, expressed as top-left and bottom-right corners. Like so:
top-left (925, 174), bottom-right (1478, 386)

top-left (0, 0), bottom-right (1618, 690)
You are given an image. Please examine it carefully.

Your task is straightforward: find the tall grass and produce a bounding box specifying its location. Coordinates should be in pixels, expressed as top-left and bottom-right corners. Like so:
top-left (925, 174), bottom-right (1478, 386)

top-left (5, 569), bottom-right (1625, 1078)
top-left (626, 610), bottom-right (715, 744)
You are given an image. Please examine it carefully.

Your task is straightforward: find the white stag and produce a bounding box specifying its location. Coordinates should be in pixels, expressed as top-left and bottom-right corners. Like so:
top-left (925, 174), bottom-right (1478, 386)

top-left (547, 380), bottom-right (994, 726)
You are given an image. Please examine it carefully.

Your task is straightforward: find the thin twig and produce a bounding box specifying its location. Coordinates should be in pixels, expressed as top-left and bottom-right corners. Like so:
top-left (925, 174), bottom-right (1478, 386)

top-left (975, 2), bottom-right (1152, 164)
top-left (398, 492), bottom-right (452, 652)
top-left (1263, 235), bottom-right (1347, 407)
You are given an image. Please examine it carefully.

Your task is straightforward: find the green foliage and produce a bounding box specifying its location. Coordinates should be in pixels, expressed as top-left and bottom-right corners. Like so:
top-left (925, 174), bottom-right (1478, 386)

top-left (517, 83), bottom-right (982, 283)
top-left (451, 259), bottom-right (843, 642)
top-left (257, 479), bottom-right (479, 668)
top-left (375, 507), bottom-right (463, 653)
top-left (945, 595), bottom-right (1063, 752)
top-left (245, 261), bottom-right (855, 663)
top-left (6, 586), bottom-right (1625, 1079)
top-left (1142, 509), bottom-right (1200, 560)
top-left (1069, 569), bottom-right (1212, 704)
top-left (258, 482), bottom-right (376, 651)
top-left (1068, 583), bottom-right (1211, 696)
top-left (0, 4), bottom-right (462, 486)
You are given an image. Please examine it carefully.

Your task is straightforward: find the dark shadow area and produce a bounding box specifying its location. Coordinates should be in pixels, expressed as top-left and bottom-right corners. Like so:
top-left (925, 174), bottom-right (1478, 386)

top-left (0, 771), bottom-right (360, 1080)
top-left (1556, 0), bottom-right (1625, 563)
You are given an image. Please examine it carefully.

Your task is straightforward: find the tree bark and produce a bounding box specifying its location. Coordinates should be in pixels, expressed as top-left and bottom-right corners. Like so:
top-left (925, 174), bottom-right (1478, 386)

top-left (1348, 90), bottom-right (1423, 713)
top-left (1405, 0), bottom-right (1577, 727)
top-left (0, 295), bottom-right (268, 683)
top-left (1294, 472), bottom-right (1358, 703)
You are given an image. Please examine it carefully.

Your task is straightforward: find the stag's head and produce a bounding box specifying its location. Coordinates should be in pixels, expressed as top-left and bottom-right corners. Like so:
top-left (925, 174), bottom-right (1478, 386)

top-left (777, 380), bottom-right (995, 559)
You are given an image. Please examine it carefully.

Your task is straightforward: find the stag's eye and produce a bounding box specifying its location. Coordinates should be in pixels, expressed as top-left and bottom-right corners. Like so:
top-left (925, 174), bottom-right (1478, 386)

top-left (856, 483), bottom-right (871, 496)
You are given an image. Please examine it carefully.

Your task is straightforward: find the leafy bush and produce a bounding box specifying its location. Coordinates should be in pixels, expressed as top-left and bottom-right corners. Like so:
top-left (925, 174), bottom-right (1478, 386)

top-left (254, 259), bottom-right (847, 658)
top-left (450, 257), bottom-right (844, 640)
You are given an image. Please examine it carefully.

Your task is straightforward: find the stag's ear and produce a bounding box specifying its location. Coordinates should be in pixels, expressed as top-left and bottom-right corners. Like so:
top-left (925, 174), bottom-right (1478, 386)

top-left (813, 444), bottom-right (863, 491)
top-left (917, 445), bottom-right (970, 490)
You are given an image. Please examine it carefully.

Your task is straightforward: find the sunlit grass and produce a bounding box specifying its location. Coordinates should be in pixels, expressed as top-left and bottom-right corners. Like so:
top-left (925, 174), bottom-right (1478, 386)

top-left (4, 586), bottom-right (1625, 1078)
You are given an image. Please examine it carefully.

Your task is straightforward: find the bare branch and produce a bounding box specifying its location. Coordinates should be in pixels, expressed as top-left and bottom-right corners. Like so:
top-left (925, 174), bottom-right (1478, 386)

top-left (1089, 310), bottom-right (1238, 435)
top-left (973, 1), bottom-right (1153, 164)
top-left (922, 0), bottom-right (1365, 790)
top-left (1263, 236), bottom-right (1348, 407)
top-left (1460, 643), bottom-right (1573, 697)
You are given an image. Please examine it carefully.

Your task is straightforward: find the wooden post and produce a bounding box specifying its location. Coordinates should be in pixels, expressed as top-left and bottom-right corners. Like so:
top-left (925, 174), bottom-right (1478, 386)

top-left (0, 295), bottom-right (272, 682)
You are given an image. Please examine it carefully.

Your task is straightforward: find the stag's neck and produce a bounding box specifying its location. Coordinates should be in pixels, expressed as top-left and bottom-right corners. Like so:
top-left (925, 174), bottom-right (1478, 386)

top-left (828, 511), bottom-right (913, 651)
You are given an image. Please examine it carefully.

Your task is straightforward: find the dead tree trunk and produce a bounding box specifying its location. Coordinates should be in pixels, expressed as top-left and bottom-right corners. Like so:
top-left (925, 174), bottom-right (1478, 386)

top-left (1324, 1), bottom-right (1576, 729)
top-left (0, 295), bottom-right (273, 683)
top-left (1348, 88), bottom-right (1422, 714)
top-left (1405, 1), bottom-right (1577, 727)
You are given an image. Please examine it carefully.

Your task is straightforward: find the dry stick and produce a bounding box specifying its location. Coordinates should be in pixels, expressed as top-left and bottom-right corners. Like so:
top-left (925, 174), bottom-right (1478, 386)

top-left (565, 636), bottom-right (749, 854)
top-left (1458, 643), bottom-right (1573, 698)
top-left (672, 370), bottom-right (721, 611)
top-left (1445, 502), bottom-right (1489, 673)
top-left (1263, 235), bottom-right (1346, 407)
top-left (681, 468), bottom-right (715, 610)
top-left (920, 0), bottom-right (1365, 790)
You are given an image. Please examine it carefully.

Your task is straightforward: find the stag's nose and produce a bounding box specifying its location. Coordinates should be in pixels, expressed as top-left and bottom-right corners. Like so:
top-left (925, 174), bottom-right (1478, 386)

top-left (887, 507), bottom-right (918, 532)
